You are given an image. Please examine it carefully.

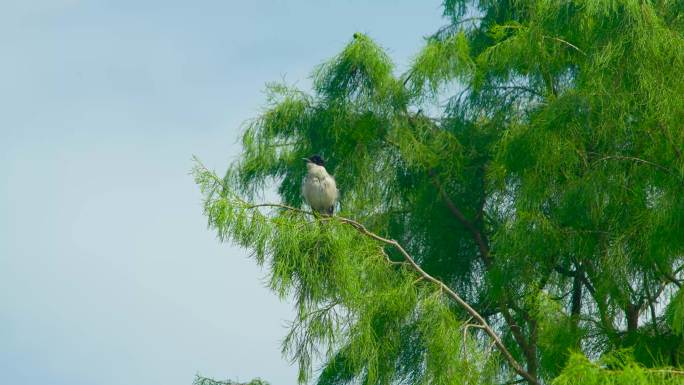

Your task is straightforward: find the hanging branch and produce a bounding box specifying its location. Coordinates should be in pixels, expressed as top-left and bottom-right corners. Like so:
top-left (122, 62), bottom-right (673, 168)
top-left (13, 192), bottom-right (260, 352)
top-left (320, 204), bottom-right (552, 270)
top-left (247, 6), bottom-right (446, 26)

top-left (243, 201), bottom-right (540, 385)
top-left (194, 161), bottom-right (539, 384)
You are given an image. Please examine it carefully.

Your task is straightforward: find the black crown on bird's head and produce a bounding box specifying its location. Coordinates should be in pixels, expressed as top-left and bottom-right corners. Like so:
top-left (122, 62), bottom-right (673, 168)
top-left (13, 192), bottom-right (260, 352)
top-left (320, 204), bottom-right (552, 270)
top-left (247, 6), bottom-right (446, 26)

top-left (304, 154), bottom-right (326, 166)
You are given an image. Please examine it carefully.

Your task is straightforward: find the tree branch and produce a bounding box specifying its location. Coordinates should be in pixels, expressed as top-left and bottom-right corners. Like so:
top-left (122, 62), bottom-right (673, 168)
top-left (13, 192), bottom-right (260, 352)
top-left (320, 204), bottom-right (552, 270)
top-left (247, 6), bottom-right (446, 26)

top-left (244, 201), bottom-right (540, 385)
top-left (428, 170), bottom-right (539, 380)
top-left (429, 172), bottom-right (492, 266)
top-left (654, 263), bottom-right (683, 288)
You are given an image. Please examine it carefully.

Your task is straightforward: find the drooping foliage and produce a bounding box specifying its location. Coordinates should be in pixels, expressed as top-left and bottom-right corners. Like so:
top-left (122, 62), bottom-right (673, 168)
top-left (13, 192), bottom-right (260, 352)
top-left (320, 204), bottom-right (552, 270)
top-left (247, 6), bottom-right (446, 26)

top-left (193, 376), bottom-right (270, 385)
top-left (195, 1), bottom-right (684, 384)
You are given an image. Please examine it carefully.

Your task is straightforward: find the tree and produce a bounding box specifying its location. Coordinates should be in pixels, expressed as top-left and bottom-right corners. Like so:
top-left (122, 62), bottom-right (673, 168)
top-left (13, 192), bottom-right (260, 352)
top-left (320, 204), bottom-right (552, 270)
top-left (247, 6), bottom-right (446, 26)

top-left (194, 1), bottom-right (684, 384)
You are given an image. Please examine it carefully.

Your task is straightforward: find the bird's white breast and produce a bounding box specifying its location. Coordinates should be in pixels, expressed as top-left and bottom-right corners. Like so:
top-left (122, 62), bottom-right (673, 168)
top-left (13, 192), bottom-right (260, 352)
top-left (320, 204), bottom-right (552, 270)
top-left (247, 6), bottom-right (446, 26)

top-left (302, 164), bottom-right (338, 213)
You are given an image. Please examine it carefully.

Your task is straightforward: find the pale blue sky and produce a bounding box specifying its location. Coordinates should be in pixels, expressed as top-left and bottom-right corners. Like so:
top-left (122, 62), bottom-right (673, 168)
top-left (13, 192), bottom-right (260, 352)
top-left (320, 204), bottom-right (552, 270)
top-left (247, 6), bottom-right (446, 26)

top-left (0, 1), bottom-right (443, 384)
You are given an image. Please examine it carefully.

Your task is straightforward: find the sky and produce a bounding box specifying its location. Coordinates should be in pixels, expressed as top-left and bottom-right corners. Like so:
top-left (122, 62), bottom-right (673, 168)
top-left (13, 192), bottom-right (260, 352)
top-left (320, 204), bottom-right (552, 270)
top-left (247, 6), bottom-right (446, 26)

top-left (0, 1), bottom-right (443, 384)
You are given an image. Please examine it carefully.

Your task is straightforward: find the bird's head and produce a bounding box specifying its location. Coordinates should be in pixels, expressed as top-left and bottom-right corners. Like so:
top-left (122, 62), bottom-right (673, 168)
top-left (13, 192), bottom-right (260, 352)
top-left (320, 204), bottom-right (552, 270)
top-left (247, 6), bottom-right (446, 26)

top-left (303, 154), bottom-right (326, 166)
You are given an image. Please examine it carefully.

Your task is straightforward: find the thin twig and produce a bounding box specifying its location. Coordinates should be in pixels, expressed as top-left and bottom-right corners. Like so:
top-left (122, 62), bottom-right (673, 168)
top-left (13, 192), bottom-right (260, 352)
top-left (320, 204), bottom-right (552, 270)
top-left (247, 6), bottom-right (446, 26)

top-left (654, 263), bottom-right (683, 288)
top-left (462, 322), bottom-right (487, 359)
top-left (484, 85), bottom-right (544, 98)
top-left (542, 35), bottom-right (586, 56)
top-left (379, 247), bottom-right (409, 266)
top-left (592, 154), bottom-right (676, 177)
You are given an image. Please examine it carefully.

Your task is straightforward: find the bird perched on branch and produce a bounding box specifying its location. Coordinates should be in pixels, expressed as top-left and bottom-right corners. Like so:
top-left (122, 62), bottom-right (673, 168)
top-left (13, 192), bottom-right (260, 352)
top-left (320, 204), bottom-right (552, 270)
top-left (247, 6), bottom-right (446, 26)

top-left (302, 154), bottom-right (338, 215)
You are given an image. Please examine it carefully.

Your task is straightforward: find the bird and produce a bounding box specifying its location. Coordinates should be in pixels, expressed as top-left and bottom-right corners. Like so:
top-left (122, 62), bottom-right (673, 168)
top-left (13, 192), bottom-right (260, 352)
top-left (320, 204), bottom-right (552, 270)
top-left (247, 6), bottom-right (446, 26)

top-left (301, 154), bottom-right (338, 215)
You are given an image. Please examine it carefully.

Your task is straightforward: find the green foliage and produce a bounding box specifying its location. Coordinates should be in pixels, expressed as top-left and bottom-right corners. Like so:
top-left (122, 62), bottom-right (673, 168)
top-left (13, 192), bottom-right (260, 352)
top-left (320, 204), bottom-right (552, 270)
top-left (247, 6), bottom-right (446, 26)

top-left (314, 33), bottom-right (404, 111)
top-left (193, 375), bottom-right (270, 385)
top-left (527, 291), bottom-right (583, 378)
top-left (408, 31), bottom-right (474, 98)
top-left (668, 288), bottom-right (684, 337)
top-left (194, 164), bottom-right (503, 384)
top-left (196, 1), bottom-right (684, 384)
top-left (553, 351), bottom-right (683, 385)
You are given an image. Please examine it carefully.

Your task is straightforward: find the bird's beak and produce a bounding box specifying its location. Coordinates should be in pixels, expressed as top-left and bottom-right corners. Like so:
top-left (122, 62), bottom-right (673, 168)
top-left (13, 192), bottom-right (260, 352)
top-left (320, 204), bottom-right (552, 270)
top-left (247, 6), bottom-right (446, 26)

top-left (302, 158), bottom-right (310, 162)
